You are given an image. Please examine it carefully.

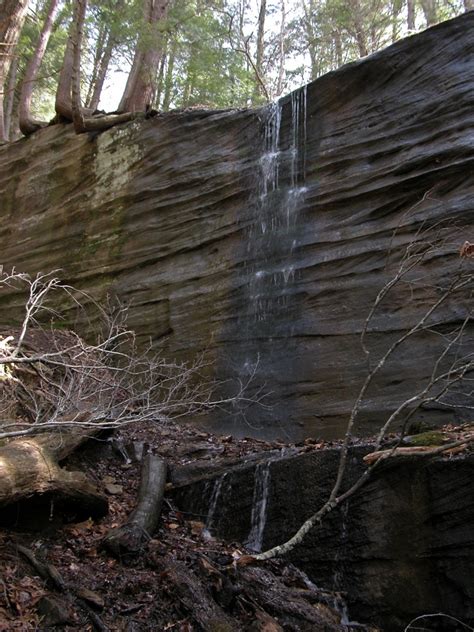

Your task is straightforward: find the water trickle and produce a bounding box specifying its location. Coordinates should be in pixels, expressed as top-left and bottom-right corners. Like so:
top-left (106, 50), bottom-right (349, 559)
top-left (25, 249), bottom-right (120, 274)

top-left (330, 500), bottom-right (363, 628)
top-left (203, 473), bottom-right (227, 537)
top-left (332, 500), bottom-right (349, 591)
top-left (245, 460), bottom-right (272, 552)
top-left (283, 266), bottom-right (295, 284)
top-left (290, 84), bottom-right (308, 186)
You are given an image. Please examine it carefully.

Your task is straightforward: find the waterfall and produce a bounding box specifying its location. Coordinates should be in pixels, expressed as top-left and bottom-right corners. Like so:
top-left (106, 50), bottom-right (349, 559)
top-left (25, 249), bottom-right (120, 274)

top-left (231, 85), bottom-right (309, 435)
top-left (243, 86), bottom-right (308, 339)
top-left (203, 473), bottom-right (227, 537)
top-left (245, 460), bottom-right (272, 552)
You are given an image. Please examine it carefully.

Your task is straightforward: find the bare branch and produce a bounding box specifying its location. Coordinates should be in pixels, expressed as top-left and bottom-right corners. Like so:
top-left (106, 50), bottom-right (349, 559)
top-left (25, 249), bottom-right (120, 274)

top-left (253, 229), bottom-right (474, 562)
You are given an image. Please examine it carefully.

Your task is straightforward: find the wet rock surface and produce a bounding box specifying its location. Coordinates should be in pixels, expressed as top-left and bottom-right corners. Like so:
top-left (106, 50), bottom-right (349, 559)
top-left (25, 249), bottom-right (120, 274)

top-left (173, 447), bottom-right (474, 631)
top-left (2, 15), bottom-right (474, 440)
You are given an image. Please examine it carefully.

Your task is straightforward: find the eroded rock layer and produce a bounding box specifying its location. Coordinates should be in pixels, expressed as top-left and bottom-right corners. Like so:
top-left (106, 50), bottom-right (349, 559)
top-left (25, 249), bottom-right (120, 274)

top-left (1, 15), bottom-right (474, 439)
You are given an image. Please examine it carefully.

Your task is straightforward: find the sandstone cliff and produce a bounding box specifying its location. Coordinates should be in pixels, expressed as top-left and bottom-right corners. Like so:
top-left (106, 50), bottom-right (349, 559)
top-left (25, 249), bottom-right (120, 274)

top-left (1, 14), bottom-right (474, 439)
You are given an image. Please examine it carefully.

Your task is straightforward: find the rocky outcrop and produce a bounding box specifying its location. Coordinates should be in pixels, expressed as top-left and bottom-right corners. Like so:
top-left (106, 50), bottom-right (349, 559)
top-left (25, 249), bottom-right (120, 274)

top-left (173, 449), bottom-right (474, 631)
top-left (1, 15), bottom-right (474, 439)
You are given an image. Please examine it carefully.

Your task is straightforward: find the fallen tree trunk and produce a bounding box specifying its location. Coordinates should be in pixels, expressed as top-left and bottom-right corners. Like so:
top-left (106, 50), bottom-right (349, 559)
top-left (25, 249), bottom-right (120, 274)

top-left (0, 424), bottom-right (108, 525)
top-left (0, 326), bottom-right (112, 524)
top-left (103, 453), bottom-right (167, 556)
top-left (153, 553), bottom-right (241, 631)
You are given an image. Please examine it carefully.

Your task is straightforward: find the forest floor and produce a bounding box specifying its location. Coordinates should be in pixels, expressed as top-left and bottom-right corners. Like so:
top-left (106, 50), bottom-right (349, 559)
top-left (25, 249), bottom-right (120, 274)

top-left (0, 418), bottom-right (471, 631)
top-left (0, 419), bottom-right (360, 632)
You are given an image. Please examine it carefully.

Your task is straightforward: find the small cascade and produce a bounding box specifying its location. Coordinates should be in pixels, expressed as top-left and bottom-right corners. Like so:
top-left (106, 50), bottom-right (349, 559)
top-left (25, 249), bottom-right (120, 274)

top-left (203, 473), bottom-right (226, 537)
top-left (245, 460), bottom-right (272, 552)
top-left (290, 85), bottom-right (307, 187)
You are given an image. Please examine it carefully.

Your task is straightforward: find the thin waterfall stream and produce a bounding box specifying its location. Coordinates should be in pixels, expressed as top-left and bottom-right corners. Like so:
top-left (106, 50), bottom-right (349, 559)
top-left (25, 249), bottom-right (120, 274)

top-left (235, 87), bottom-right (308, 433)
top-left (203, 473), bottom-right (227, 538)
top-left (244, 460), bottom-right (272, 552)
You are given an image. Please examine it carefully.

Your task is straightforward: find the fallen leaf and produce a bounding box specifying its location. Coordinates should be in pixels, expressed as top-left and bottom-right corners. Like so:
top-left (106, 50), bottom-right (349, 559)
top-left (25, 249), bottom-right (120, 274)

top-left (235, 554), bottom-right (257, 567)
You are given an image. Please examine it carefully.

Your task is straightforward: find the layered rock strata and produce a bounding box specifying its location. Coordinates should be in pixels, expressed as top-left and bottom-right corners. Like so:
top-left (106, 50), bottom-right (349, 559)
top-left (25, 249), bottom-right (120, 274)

top-left (1, 14), bottom-right (474, 439)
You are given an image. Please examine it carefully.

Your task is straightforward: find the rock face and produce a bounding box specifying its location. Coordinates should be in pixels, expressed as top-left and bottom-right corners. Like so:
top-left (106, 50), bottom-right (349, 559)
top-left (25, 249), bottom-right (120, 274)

top-left (1, 15), bottom-right (474, 439)
top-left (173, 449), bottom-right (474, 631)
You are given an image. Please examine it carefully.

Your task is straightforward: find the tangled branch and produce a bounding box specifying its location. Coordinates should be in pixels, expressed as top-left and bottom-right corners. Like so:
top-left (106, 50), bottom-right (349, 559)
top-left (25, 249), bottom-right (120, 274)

top-left (0, 270), bottom-right (263, 442)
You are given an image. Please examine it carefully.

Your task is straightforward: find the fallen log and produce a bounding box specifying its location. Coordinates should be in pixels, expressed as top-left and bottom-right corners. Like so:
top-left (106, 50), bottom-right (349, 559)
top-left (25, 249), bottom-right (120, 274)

top-left (103, 453), bottom-right (167, 557)
top-left (147, 549), bottom-right (348, 630)
top-left (0, 328), bottom-right (110, 525)
top-left (363, 438), bottom-right (473, 465)
top-left (0, 425), bottom-right (108, 526)
top-left (154, 553), bottom-right (240, 631)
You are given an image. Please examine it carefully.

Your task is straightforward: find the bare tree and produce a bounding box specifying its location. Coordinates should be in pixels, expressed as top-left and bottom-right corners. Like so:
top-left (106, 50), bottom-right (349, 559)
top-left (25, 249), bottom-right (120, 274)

top-left (0, 0), bottom-right (29, 142)
top-left (251, 227), bottom-right (474, 561)
top-left (223, 5), bottom-right (270, 103)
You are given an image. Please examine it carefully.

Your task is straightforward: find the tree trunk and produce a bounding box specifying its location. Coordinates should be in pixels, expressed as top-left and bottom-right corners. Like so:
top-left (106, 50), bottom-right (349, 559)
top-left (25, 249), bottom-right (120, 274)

top-left (302, 0), bottom-right (319, 79)
top-left (118, 0), bottom-right (170, 113)
top-left (3, 55), bottom-right (17, 140)
top-left (253, 0), bottom-right (266, 99)
top-left (420, 0), bottom-right (437, 25)
top-left (71, 0), bottom-right (87, 133)
top-left (153, 39), bottom-right (167, 108)
top-left (276, 0), bottom-right (286, 97)
top-left (333, 29), bottom-right (343, 67)
top-left (85, 22), bottom-right (107, 107)
top-left (103, 453), bottom-right (167, 556)
top-left (464, 0), bottom-right (474, 9)
top-left (55, 22), bottom-right (74, 120)
top-left (0, 0), bottom-right (29, 142)
top-left (86, 0), bottom-right (125, 112)
top-left (407, 0), bottom-right (416, 31)
top-left (162, 39), bottom-right (176, 110)
top-left (19, 0), bottom-right (60, 136)
top-left (0, 423), bottom-right (108, 525)
top-left (87, 32), bottom-right (114, 111)
top-left (391, 0), bottom-right (402, 42)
